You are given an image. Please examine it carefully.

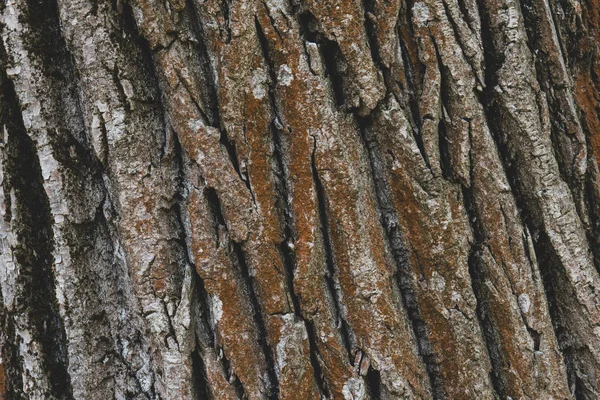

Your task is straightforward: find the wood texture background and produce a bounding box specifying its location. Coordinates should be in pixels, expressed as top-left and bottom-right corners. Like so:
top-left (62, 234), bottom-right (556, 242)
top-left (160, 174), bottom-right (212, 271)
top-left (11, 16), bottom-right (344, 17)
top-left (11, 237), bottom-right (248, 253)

top-left (1, 0), bottom-right (600, 398)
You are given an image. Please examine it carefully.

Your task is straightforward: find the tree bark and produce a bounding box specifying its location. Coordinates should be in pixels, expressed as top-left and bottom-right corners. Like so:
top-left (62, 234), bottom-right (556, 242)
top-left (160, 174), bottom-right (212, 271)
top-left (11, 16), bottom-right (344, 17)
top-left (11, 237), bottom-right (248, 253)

top-left (0, 0), bottom-right (599, 398)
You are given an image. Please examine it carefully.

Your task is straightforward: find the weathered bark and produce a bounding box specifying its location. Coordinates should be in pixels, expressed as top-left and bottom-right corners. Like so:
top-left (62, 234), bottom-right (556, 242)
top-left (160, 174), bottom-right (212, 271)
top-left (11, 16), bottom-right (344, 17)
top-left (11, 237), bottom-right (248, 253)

top-left (0, 0), bottom-right (599, 398)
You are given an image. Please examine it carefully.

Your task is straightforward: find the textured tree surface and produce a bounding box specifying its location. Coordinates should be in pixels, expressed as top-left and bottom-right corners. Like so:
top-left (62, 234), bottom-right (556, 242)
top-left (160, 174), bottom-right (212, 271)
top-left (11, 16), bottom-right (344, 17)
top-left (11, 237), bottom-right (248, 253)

top-left (1, 0), bottom-right (600, 398)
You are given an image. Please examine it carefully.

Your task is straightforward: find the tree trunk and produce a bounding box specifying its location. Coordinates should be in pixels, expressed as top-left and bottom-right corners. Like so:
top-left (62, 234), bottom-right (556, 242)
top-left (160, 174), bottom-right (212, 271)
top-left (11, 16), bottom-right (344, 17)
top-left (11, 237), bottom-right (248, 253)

top-left (0, 0), bottom-right (599, 398)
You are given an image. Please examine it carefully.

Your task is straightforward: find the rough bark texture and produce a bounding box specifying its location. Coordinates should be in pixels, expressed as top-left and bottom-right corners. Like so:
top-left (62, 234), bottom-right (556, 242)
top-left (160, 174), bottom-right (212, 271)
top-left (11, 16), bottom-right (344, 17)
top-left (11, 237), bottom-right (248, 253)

top-left (0, 0), bottom-right (599, 398)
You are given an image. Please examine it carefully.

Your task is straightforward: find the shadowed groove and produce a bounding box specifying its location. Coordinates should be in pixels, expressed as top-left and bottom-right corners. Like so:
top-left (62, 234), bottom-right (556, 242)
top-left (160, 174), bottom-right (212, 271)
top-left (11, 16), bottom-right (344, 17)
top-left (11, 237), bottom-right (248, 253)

top-left (203, 184), bottom-right (279, 398)
top-left (271, 117), bottom-right (329, 397)
top-left (0, 55), bottom-right (73, 399)
top-left (231, 241), bottom-right (279, 400)
top-left (191, 340), bottom-right (212, 400)
top-left (310, 138), bottom-right (354, 361)
top-left (186, 0), bottom-right (249, 189)
top-left (255, 15), bottom-right (335, 397)
top-left (356, 116), bottom-right (445, 399)
top-left (476, 0), bottom-right (600, 396)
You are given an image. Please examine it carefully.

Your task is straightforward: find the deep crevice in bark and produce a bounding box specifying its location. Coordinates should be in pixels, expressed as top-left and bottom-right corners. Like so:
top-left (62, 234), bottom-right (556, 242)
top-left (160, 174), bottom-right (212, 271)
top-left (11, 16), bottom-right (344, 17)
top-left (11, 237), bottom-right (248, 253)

top-left (362, 0), bottom-right (386, 74)
top-left (118, 1), bottom-right (170, 168)
top-left (455, 0), bottom-right (477, 36)
top-left (203, 166), bottom-right (278, 398)
top-left (218, 344), bottom-right (247, 399)
top-left (437, 110), bottom-right (454, 183)
top-left (475, 4), bottom-right (585, 395)
top-left (434, 34), bottom-right (503, 397)
top-left (218, 0), bottom-right (232, 44)
top-left (205, 188), bottom-right (227, 245)
top-left (173, 133), bottom-right (215, 346)
top-left (319, 41), bottom-right (346, 108)
top-left (186, 184), bottom-right (249, 398)
top-left (532, 229), bottom-right (595, 399)
top-left (191, 339), bottom-right (212, 400)
top-left (440, 0), bottom-right (483, 88)
top-left (460, 180), bottom-right (506, 398)
top-left (301, 320), bottom-right (328, 398)
top-left (297, 12), bottom-right (346, 107)
top-left (184, 0), bottom-right (220, 127)
top-left (0, 68), bottom-right (74, 400)
top-left (518, 0), bottom-right (600, 275)
top-left (365, 364), bottom-right (382, 399)
top-left (255, 17), bottom-right (330, 396)
top-left (231, 242), bottom-right (279, 400)
top-left (172, 133), bottom-right (243, 398)
top-left (397, 1), bottom-right (425, 132)
top-left (356, 116), bottom-right (444, 399)
top-left (270, 120), bottom-right (328, 397)
top-left (310, 138), bottom-right (354, 361)
top-left (0, 307), bottom-right (24, 399)
top-left (466, 247), bottom-right (506, 398)
top-left (186, 0), bottom-right (248, 189)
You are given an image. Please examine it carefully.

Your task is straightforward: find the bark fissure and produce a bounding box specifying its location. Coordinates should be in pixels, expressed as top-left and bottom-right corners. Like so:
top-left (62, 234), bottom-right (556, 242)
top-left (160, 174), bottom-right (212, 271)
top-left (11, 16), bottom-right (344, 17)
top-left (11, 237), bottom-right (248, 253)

top-left (194, 182), bottom-right (256, 399)
top-left (202, 156), bottom-right (278, 397)
top-left (0, 63), bottom-right (74, 400)
top-left (466, 247), bottom-right (506, 397)
top-left (396, 6), bottom-right (425, 132)
top-left (271, 119), bottom-right (328, 397)
top-left (231, 241), bottom-right (279, 400)
top-left (310, 138), bottom-right (354, 361)
top-left (433, 34), bottom-right (505, 397)
top-left (357, 117), bottom-right (444, 399)
top-left (186, 0), bottom-right (248, 187)
top-left (476, 0), bottom-right (600, 396)
top-left (191, 341), bottom-right (212, 400)
top-left (256, 16), bottom-right (331, 397)
top-left (185, 178), bottom-right (246, 397)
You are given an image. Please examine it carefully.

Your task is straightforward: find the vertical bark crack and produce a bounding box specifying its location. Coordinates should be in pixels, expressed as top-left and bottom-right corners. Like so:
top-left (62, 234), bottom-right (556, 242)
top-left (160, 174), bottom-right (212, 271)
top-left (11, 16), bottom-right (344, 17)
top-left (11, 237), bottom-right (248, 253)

top-left (231, 242), bottom-right (279, 400)
top-left (310, 137), bottom-right (354, 361)
top-left (202, 180), bottom-right (279, 398)
top-left (270, 119), bottom-right (328, 397)
top-left (475, 0), bottom-right (595, 396)
top-left (172, 132), bottom-right (244, 399)
top-left (356, 117), bottom-right (444, 399)
top-left (0, 63), bottom-right (74, 399)
top-left (186, 0), bottom-right (250, 190)
top-left (191, 338), bottom-right (212, 400)
top-left (255, 16), bottom-right (331, 397)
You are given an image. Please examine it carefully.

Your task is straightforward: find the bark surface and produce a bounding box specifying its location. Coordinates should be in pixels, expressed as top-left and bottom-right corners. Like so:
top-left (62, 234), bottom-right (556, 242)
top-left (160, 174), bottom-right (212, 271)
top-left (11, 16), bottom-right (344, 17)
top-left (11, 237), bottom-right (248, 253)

top-left (0, 0), bottom-right (599, 398)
